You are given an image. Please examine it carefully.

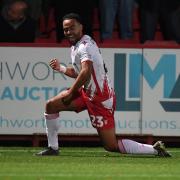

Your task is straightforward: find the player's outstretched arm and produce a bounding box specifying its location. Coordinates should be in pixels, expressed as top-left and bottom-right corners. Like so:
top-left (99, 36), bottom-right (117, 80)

top-left (49, 58), bottom-right (78, 78)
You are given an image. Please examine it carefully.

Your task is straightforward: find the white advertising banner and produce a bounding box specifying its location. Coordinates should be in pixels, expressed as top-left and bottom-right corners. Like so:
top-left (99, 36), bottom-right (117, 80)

top-left (0, 47), bottom-right (142, 135)
top-left (1, 46), bottom-right (179, 136)
top-left (142, 49), bottom-right (180, 136)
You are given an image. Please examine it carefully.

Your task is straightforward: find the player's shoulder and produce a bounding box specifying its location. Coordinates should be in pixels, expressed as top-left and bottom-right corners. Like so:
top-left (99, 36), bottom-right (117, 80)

top-left (78, 35), bottom-right (96, 50)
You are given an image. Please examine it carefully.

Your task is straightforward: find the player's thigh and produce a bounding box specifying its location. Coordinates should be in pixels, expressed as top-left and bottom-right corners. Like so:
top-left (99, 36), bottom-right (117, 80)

top-left (46, 90), bottom-right (86, 112)
top-left (97, 128), bottom-right (119, 152)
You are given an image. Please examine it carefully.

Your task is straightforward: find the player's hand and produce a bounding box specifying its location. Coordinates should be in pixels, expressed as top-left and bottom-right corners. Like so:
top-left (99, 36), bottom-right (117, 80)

top-left (49, 58), bottom-right (60, 71)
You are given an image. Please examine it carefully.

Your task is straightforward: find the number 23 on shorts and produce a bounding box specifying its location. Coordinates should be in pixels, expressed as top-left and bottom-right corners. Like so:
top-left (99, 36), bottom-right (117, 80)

top-left (90, 115), bottom-right (107, 128)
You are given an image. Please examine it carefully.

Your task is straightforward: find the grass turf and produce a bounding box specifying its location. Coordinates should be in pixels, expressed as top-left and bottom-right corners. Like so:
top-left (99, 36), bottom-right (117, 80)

top-left (0, 147), bottom-right (179, 180)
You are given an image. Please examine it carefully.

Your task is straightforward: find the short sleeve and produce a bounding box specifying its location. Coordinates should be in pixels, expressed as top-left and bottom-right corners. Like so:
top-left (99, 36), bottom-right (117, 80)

top-left (78, 44), bottom-right (93, 63)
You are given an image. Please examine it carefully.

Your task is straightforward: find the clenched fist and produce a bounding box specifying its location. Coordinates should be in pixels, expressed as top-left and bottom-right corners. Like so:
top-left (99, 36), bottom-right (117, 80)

top-left (49, 58), bottom-right (60, 71)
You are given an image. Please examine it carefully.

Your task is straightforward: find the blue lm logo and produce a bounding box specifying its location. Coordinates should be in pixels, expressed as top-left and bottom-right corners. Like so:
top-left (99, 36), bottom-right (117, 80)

top-left (114, 53), bottom-right (180, 112)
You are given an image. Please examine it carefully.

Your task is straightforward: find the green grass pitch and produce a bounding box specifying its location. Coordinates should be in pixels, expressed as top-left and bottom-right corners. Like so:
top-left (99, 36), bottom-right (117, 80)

top-left (0, 147), bottom-right (179, 180)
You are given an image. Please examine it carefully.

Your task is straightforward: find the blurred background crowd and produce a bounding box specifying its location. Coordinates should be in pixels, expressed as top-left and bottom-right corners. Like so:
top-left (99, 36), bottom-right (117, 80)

top-left (0, 0), bottom-right (179, 44)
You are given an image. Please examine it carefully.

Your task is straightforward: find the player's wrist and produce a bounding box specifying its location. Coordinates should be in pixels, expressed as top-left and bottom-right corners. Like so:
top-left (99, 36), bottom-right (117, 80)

top-left (59, 65), bottom-right (67, 73)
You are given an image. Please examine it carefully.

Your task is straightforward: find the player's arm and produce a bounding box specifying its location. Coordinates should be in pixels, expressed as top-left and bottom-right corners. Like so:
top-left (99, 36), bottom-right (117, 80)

top-left (61, 60), bottom-right (92, 105)
top-left (69, 60), bottom-right (92, 93)
top-left (49, 58), bottom-right (78, 78)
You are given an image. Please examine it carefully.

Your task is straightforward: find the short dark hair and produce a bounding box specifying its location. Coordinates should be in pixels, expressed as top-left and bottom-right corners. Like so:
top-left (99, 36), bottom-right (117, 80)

top-left (62, 13), bottom-right (83, 25)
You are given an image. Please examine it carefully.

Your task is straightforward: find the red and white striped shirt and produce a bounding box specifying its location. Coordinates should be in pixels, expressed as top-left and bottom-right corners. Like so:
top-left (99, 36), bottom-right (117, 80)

top-left (71, 35), bottom-right (115, 109)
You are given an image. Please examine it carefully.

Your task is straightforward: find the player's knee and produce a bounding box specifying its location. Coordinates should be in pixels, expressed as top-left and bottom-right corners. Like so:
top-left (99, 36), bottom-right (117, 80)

top-left (103, 144), bottom-right (118, 152)
top-left (45, 99), bottom-right (55, 113)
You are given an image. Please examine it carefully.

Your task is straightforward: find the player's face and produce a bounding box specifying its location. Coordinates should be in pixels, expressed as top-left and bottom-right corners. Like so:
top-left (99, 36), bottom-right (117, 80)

top-left (63, 19), bottom-right (83, 45)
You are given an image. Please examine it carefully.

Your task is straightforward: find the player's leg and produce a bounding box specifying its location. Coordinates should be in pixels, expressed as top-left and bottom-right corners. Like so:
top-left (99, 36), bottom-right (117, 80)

top-left (97, 127), bottom-right (171, 157)
top-left (97, 128), bottom-right (119, 152)
top-left (88, 101), bottom-right (157, 155)
top-left (45, 89), bottom-right (82, 114)
top-left (98, 127), bottom-right (157, 154)
top-left (98, 128), bottom-right (156, 154)
top-left (36, 90), bottom-right (86, 156)
top-left (88, 93), bottom-right (171, 157)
